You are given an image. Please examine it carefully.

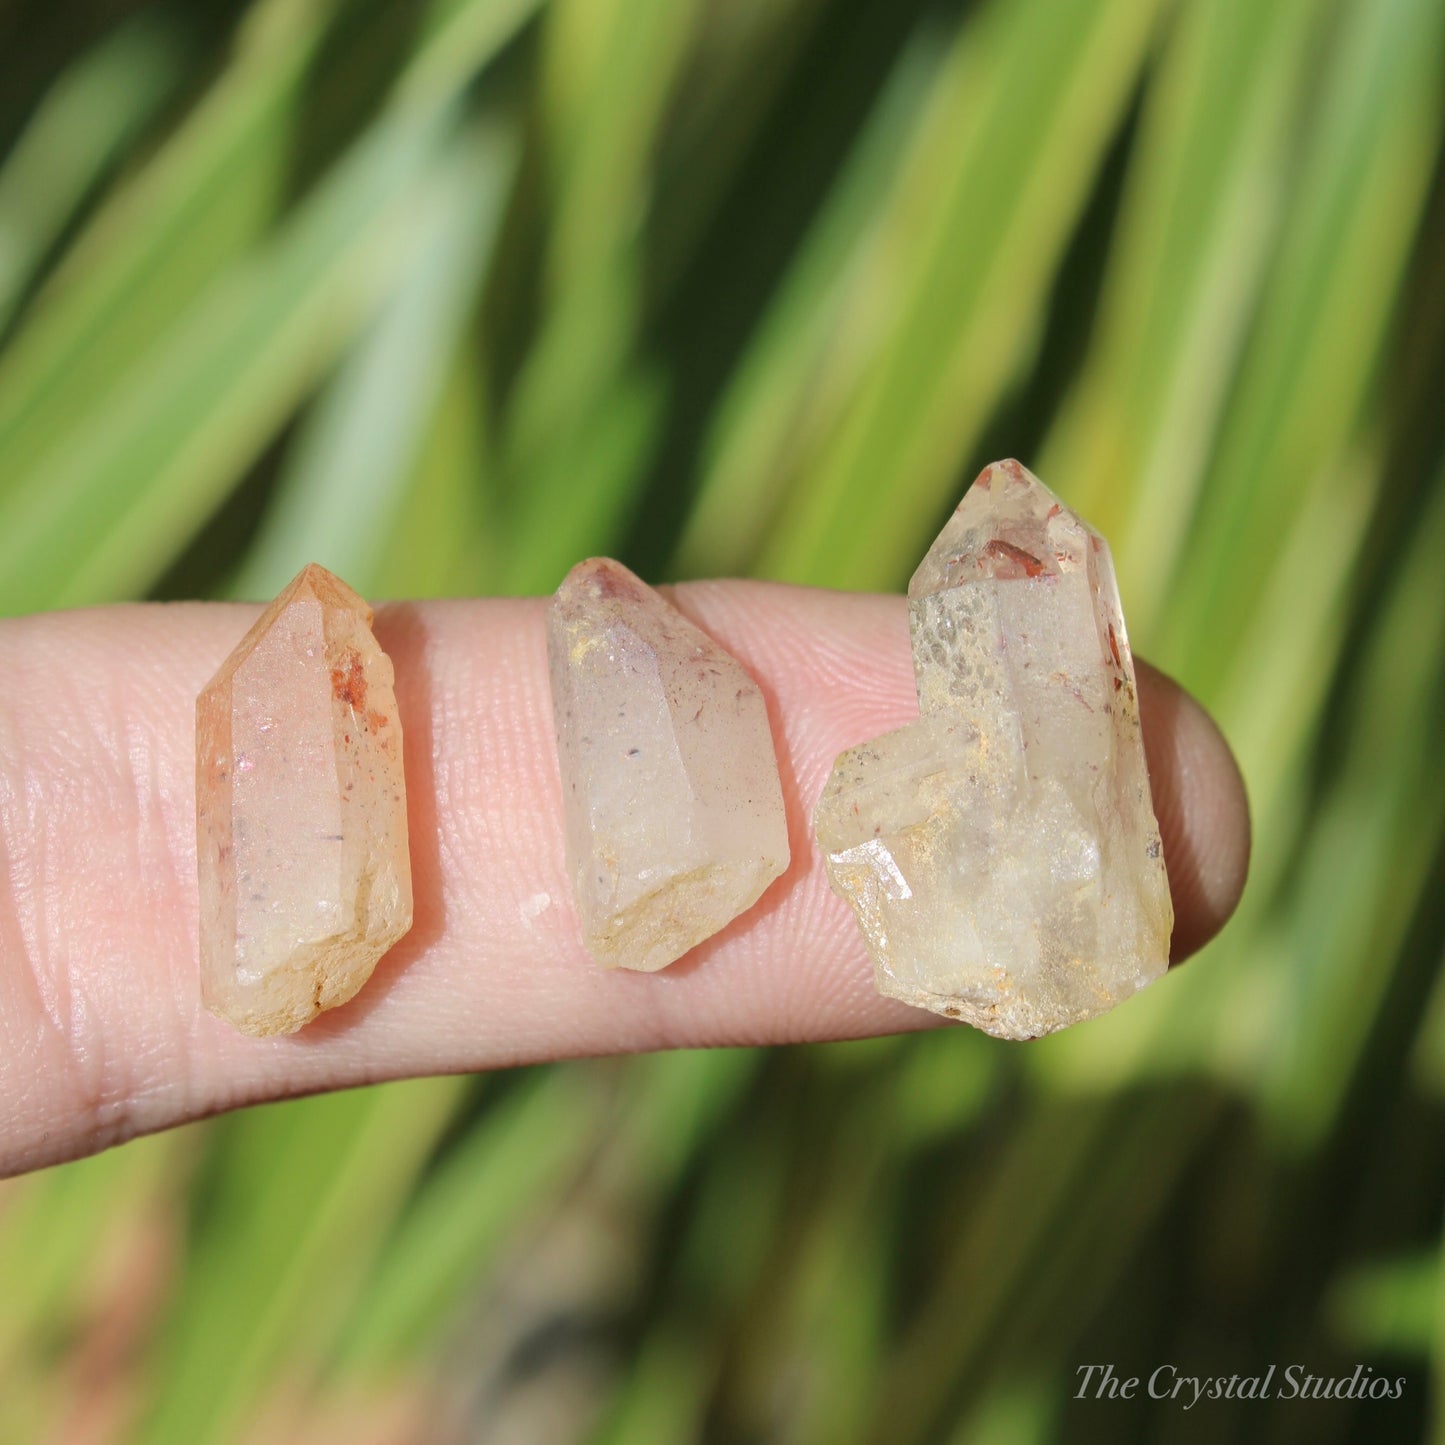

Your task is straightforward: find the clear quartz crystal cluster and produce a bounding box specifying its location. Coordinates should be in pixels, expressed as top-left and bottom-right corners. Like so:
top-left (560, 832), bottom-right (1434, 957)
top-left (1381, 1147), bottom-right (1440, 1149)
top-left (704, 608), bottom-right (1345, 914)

top-left (196, 564), bottom-right (412, 1036)
top-left (815, 461), bottom-right (1172, 1039)
top-left (547, 558), bottom-right (789, 972)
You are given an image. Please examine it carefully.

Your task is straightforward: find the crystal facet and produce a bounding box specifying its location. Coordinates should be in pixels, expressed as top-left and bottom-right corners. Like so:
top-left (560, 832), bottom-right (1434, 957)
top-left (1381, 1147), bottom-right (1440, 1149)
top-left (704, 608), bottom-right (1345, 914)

top-left (197, 563), bottom-right (412, 1036)
top-left (547, 558), bottom-right (789, 972)
top-left (815, 460), bottom-right (1172, 1038)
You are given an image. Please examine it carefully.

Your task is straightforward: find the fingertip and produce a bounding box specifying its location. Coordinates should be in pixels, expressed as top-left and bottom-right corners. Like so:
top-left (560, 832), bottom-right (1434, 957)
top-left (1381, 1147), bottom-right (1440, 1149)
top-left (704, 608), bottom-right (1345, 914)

top-left (1136, 661), bottom-right (1251, 961)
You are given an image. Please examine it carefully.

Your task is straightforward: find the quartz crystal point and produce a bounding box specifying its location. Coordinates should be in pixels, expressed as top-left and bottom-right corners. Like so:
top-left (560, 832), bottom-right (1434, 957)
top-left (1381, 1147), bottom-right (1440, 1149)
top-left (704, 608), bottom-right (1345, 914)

top-left (546, 558), bottom-right (789, 972)
top-left (815, 460), bottom-right (1172, 1039)
top-left (196, 563), bottom-right (412, 1036)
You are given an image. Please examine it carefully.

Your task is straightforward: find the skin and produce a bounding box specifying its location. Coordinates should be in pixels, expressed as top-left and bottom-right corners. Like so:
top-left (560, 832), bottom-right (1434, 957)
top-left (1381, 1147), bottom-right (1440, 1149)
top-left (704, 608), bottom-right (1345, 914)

top-left (0, 582), bottom-right (1249, 1177)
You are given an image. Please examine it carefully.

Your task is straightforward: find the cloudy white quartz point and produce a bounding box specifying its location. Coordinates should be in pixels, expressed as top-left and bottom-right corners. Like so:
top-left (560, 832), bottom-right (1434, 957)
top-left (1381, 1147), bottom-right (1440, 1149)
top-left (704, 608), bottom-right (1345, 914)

top-left (546, 558), bottom-right (790, 972)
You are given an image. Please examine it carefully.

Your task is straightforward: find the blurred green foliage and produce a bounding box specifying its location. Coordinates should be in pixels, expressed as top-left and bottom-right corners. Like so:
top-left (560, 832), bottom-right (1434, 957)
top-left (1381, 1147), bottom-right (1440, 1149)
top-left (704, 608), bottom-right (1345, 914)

top-left (1, 0), bottom-right (1443, 1439)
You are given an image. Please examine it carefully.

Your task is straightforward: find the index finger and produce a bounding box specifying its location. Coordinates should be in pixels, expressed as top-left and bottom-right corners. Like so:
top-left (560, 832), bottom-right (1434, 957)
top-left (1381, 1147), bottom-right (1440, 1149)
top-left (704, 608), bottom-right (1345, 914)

top-left (0, 583), bottom-right (1248, 1175)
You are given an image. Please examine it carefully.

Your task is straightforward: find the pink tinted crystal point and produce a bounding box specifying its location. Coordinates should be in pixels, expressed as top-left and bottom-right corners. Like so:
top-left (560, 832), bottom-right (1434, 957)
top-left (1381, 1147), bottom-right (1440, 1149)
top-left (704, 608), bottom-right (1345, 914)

top-left (546, 558), bottom-right (790, 972)
top-left (815, 460), bottom-right (1173, 1039)
top-left (196, 563), bottom-right (412, 1036)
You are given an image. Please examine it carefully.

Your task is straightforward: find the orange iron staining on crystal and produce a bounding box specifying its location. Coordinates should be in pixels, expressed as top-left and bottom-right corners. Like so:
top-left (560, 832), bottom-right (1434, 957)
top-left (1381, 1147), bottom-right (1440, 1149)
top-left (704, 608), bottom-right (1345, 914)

top-left (196, 563), bottom-right (412, 1036)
